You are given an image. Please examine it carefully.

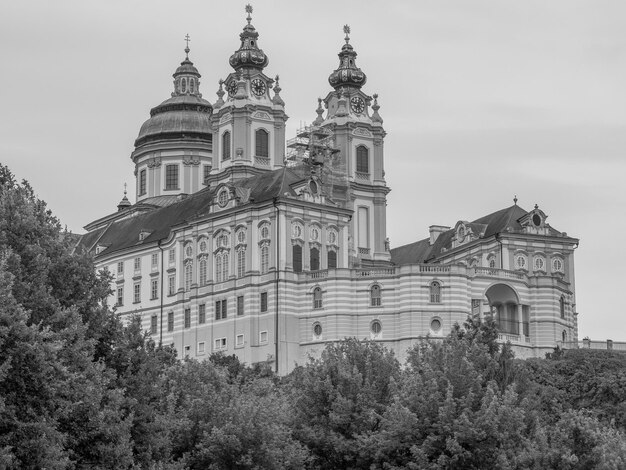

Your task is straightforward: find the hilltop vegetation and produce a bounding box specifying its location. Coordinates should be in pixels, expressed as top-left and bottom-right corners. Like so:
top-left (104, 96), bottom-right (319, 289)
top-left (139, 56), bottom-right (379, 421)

top-left (1, 163), bottom-right (625, 469)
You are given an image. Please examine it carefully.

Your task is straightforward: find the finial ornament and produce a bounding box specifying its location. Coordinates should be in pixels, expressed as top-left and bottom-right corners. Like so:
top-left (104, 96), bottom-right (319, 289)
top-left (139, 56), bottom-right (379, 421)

top-left (184, 34), bottom-right (191, 58)
top-left (343, 24), bottom-right (351, 43)
top-left (514, 195), bottom-right (518, 205)
top-left (245, 4), bottom-right (253, 24)
top-left (123, 182), bottom-right (127, 196)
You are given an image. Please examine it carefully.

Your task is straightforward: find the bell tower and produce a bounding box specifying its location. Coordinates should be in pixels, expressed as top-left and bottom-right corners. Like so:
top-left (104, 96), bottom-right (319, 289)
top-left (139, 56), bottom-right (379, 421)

top-left (318, 26), bottom-right (390, 266)
top-left (210, 5), bottom-right (288, 179)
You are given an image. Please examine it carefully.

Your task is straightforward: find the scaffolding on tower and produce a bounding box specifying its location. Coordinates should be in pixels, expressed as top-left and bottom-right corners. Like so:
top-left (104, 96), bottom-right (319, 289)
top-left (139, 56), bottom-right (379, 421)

top-left (286, 124), bottom-right (340, 171)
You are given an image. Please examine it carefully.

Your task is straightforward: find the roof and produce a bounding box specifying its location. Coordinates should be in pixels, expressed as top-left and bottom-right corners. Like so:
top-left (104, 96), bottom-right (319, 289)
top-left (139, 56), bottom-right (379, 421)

top-left (77, 167), bottom-right (305, 258)
top-left (390, 204), bottom-right (568, 265)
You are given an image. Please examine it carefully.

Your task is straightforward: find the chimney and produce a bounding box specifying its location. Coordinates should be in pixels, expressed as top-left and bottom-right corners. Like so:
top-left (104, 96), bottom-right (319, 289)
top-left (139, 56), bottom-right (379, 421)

top-left (429, 225), bottom-right (450, 245)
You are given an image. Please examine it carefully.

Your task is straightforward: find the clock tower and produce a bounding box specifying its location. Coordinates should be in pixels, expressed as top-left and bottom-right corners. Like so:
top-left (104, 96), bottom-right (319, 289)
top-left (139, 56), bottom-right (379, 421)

top-left (318, 26), bottom-right (390, 266)
top-left (210, 5), bottom-right (288, 180)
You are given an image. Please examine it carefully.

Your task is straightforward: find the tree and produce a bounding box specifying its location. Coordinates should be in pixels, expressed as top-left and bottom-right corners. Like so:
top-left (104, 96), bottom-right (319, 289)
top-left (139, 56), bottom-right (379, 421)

top-left (287, 338), bottom-right (400, 469)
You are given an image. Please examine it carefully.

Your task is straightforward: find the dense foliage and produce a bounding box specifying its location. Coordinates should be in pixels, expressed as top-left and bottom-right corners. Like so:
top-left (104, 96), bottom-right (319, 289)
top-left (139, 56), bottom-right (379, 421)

top-left (1, 164), bottom-right (625, 469)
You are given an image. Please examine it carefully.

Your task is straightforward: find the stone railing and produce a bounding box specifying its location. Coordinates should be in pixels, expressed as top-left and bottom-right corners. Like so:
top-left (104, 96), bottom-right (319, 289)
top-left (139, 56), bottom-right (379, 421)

top-left (355, 171), bottom-right (370, 181)
top-left (562, 339), bottom-right (626, 351)
top-left (473, 267), bottom-right (526, 280)
top-left (355, 268), bottom-right (396, 278)
top-left (307, 270), bottom-right (328, 280)
top-left (419, 265), bottom-right (451, 273)
top-left (255, 156), bottom-right (270, 166)
top-left (358, 247), bottom-right (370, 255)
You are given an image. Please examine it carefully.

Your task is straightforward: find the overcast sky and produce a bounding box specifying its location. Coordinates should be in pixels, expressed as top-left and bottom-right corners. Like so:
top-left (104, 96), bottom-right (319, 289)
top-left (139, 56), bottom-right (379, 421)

top-left (1, 0), bottom-right (624, 341)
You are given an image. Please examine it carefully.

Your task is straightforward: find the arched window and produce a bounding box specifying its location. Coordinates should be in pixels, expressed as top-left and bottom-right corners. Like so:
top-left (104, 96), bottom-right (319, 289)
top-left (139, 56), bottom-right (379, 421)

top-left (184, 262), bottom-right (193, 291)
top-left (430, 281), bottom-right (441, 303)
top-left (255, 129), bottom-right (269, 157)
top-left (237, 248), bottom-right (246, 278)
top-left (216, 252), bottom-right (229, 282)
top-left (199, 258), bottom-right (207, 286)
top-left (560, 296), bottom-right (565, 319)
top-left (328, 250), bottom-right (337, 269)
top-left (356, 146), bottom-right (369, 174)
top-left (310, 247), bottom-right (320, 271)
top-left (181, 77), bottom-right (187, 93)
top-left (222, 131), bottom-right (231, 160)
top-left (260, 244), bottom-right (269, 274)
top-left (189, 78), bottom-right (195, 93)
top-left (370, 284), bottom-right (381, 307)
top-left (562, 330), bottom-right (567, 342)
top-left (293, 245), bottom-right (302, 273)
top-left (313, 287), bottom-right (322, 309)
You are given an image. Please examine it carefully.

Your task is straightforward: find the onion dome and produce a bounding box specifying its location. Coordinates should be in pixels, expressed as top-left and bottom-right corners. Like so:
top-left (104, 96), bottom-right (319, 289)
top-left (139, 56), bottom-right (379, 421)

top-left (228, 5), bottom-right (269, 71)
top-left (135, 41), bottom-right (213, 148)
top-left (328, 25), bottom-right (367, 90)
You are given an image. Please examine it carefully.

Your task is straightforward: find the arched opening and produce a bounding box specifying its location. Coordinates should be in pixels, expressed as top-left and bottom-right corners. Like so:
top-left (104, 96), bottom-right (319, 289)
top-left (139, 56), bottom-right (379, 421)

top-left (356, 145), bottom-right (369, 174)
top-left (255, 128), bottom-right (269, 157)
top-left (485, 284), bottom-right (527, 338)
top-left (222, 131), bottom-right (231, 160)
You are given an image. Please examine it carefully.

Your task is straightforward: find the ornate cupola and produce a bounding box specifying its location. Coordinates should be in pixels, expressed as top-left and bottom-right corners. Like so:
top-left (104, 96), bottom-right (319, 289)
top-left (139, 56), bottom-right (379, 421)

top-left (131, 38), bottom-right (214, 203)
top-left (228, 4), bottom-right (269, 72)
top-left (210, 5), bottom-right (288, 179)
top-left (317, 26), bottom-right (390, 267)
top-left (328, 25), bottom-right (367, 91)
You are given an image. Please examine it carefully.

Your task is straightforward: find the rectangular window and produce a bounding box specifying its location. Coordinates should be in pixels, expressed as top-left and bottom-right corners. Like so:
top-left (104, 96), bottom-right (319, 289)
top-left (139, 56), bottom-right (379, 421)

top-left (198, 304), bottom-right (206, 324)
top-left (139, 169), bottom-right (147, 195)
top-left (133, 282), bottom-right (141, 303)
top-left (168, 275), bottom-right (175, 296)
top-left (151, 279), bottom-right (158, 300)
top-left (116, 286), bottom-right (124, 306)
top-left (260, 292), bottom-right (268, 312)
top-left (134, 257), bottom-right (141, 272)
top-left (328, 250), bottom-right (337, 269)
top-left (203, 164), bottom-right (211, 183)
top-left (214, 337), bottom-right (227, 350)
top-left (293, 245), bottom-right (302, 273)
top-left (237, 295), bottom-right (244, 316)
top-left (165, 164), bottom-right (179, 190)
top-left (184, 308), bottom-right (191, 328)
top-left (168, 249), bottom-right (175, 264)
top-left (167, 311), bottom-right (174, 332)
top-left (150, 315), bottom-right (157, 335)
top-left (151, 253), bottom-right (158, 268)
top-left (215, 299), bottom-right (227, 320)
top-left (358, 206), bottom-right (370, 249)
top-left (236, 334), bottom-right (244, 347)
top-left (198, 341), bottom-right (205, 354)
top-left (117, 261), bottom-right (124, 274)
top-left (260, 331), bottom-right (268, 343)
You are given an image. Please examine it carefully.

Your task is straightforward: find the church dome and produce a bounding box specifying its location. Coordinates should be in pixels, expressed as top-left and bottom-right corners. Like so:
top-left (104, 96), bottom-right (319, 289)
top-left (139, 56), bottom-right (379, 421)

top-left (328, 26), bottom-right (367, 90)
top-left (134, 45), bottom-right (213, 148)
top-left (228, 5), bottom-right (269, 71)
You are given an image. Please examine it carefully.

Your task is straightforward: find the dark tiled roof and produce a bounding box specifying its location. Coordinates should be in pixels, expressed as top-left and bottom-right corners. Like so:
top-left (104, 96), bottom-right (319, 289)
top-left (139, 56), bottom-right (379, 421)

top-left (76, 167), bottom-right (305, 258)
top-left (391, 205), bottom-right (565, 265)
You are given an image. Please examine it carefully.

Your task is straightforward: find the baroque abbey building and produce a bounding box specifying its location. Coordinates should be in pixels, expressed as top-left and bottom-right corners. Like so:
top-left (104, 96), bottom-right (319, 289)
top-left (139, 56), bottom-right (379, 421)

top-left (77, 8), bottom-right (579, 373)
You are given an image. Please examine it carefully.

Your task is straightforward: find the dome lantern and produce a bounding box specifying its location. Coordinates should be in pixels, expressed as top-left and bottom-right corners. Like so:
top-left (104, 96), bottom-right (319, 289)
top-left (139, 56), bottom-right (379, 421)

top-left (228, 4), bottom-right (269, 72)
top-left (328, 25), bottom-right (367, 91)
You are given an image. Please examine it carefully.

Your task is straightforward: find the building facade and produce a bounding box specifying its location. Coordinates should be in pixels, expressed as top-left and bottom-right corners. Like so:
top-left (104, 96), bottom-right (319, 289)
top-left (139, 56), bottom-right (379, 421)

top-left (77, 9), bottom-right (579, 373)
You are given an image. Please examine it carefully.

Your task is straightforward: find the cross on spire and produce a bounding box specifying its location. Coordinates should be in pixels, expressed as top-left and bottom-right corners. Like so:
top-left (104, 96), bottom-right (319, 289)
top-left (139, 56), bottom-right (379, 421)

top-left (123, 182), bottom-right (127, 196)
top-left (184, 34), bottom-right (191, 58)
top-left (245, 4), bottom-right (253, 24)
top-left (343, 24), bottom-right (351, 43)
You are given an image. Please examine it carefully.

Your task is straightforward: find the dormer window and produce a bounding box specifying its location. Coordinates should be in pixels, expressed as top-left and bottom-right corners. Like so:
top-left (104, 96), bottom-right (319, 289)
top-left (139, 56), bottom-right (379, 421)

top-left (217, 189), bottom-right (229, 207)
top-left (532, 213), bottom-right (542, 227)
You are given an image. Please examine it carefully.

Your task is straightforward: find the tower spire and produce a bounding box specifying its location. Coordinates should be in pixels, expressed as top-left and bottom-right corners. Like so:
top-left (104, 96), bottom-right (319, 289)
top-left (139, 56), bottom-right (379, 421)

top-left (328, 26), bottom-right (366, 90)
top-left (229, 4), bottom-right (269, 71)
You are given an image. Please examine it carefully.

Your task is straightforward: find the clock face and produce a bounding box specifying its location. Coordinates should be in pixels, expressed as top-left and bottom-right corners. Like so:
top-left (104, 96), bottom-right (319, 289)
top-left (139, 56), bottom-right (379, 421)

top-left (227, 80), bottom-right (238, 96)
top-left (251, 78), bottom-right (267, 97)
top-left (350, 96), bottom-right (365, 114)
